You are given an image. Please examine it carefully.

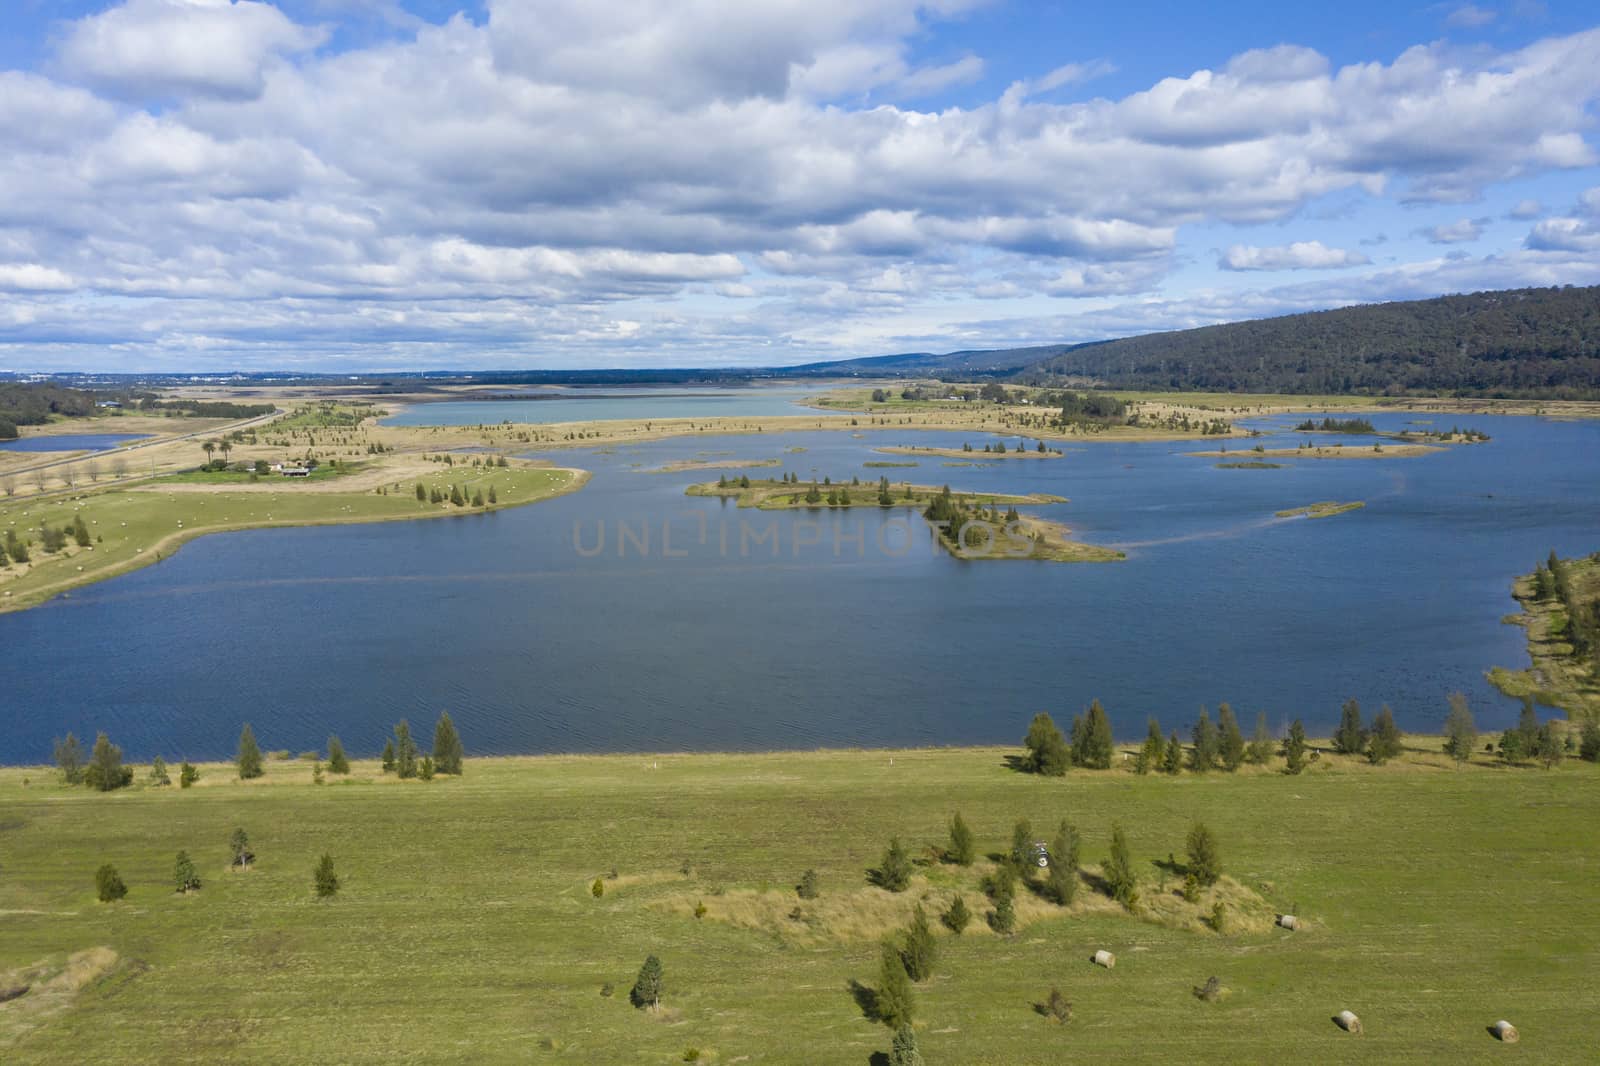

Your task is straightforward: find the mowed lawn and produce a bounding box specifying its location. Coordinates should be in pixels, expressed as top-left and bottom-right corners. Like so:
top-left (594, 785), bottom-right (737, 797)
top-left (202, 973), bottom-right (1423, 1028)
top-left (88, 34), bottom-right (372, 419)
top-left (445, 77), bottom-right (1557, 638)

top-left (1, 745), bottom-right (1597, 1064)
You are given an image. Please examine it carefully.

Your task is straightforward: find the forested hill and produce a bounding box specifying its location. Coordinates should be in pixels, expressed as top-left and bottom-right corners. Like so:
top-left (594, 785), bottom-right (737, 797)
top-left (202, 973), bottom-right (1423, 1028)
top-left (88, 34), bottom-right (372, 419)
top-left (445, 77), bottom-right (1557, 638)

top-left (1013, 286), bottom-right (1600, 397)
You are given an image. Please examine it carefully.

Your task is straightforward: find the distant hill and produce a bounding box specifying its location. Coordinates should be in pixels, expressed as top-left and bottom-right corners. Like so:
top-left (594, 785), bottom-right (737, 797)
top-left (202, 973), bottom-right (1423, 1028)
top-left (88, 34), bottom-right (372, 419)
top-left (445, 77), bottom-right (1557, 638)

top-left (1011, 286), bottom-right (1600, 397)
top-left (780, 344), bottom-right (1082, 379)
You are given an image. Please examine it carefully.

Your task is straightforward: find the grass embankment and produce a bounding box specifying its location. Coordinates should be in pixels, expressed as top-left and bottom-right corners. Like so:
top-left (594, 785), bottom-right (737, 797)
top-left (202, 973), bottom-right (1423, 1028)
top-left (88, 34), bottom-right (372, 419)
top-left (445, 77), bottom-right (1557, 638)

top-left (1216, 462), bottom-right (1283, 469)
top-left (1274, 501), bottom-right (1366, 520)
top-left (0, 460), bottom-right (585, 613)
top-left (1490, 554), bottom-right (1600, 717)
top-left (872, 445), bottom-right (1062, 460)
top-left (1, 743), bottom-right (1596, 1063)
top-left (1191, 444), bottom-right (1442, 460)
top-left (645, 458), bottom-right (782, 474)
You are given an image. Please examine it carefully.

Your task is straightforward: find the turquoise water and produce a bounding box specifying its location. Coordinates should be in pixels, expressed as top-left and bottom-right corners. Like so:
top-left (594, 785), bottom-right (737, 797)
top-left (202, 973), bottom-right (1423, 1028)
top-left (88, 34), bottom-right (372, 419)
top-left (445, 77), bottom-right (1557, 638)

top-left (2, 410), bottom-right (1596, 762)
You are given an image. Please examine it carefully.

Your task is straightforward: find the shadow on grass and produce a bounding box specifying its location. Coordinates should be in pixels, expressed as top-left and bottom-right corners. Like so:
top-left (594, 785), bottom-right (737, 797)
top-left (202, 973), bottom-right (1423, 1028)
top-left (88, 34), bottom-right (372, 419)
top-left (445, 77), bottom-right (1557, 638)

top-left (847, 979), bottom-right (881, 1022)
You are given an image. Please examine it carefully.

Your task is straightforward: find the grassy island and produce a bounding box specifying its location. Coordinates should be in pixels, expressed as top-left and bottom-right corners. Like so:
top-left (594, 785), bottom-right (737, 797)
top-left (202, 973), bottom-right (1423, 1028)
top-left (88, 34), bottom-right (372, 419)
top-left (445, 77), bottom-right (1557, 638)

top-left (1191, 444), bottom-right (1442, 460)
top-left (872, 443), bottom-right (1062, 460)
top-left (2, 736), bottom-right (1597, 1063)
top-left (1490, 551), bottom-right (1600, 717)
top-left (1274, 501), bottom-right (1366, 520)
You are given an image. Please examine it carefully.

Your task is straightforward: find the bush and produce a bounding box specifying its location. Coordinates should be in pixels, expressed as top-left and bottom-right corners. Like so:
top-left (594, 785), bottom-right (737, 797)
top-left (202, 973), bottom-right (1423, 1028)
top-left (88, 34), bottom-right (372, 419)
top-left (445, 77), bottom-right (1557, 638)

top-left (1185, 822), bottom-right (1221, 887)
top-left (987, 893), bottom-right (1016, 934)
top-left (872, 838), bottom-right (912, 892)
top-left (796, 868), bottom-right (820, 899)
top-left (630, 955), bottom-right (663, 1010)
top-left (900, 904), bottom-right (937, 982)
top-left (1023, 712), bottom-right (1070, 775)
top-left (874, 943), bottom-right (914, 1028)
top-left (179, 761), bottom-right (200, 788)
top-left (173, 851), bottom-right (201, 894)
top-left (96, 863), bottom-right (127, 902)
top-left (591, 877), bottom-right (604, 898)
top-left (889, 1024), bottom-right (923, 1066)
top-left (941, 895), bottom-right (972, 934)
top-left (1040, 986), bottom-right (1072, 1024)
top-left (946, 811), bottom-right (976, 865)
top-left (1581, 717), bottom-right (1600, 762)
top-left (314, 854), bottom-right (339, 898)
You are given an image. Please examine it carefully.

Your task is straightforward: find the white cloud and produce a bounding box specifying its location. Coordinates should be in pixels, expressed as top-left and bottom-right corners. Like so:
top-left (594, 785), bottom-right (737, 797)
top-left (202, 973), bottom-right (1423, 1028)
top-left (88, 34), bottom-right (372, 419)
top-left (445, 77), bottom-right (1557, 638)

top-left (1446, 5), bottom-right (1498, 29)
top-left (1220, 241), bottom-right (1370, 271)
top-left (1507, 198), bottom-right (1543, 219)
top-left (56, 0), bottom-right (325, 99)
top-left (1420, 218), bottom-right (1488, 243)
top-left (0, 264), bottom-right (77, 292)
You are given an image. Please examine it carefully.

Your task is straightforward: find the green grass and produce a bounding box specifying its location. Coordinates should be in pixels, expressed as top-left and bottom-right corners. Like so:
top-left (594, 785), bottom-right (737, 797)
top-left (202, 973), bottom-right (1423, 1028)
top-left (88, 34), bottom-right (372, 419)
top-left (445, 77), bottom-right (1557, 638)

top-left (162, 464), bottom-right (346, 484)
top-left (263, 403), bottom-right (382, 430)
top-left (1274, 501), bottom-right (1366, 519)
top-left (3, 744), bottom-right (1596, 1063)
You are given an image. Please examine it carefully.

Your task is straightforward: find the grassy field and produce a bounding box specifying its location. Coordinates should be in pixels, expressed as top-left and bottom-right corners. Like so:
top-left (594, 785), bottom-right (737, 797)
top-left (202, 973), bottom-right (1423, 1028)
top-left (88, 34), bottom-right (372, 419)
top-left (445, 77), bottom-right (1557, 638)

top-left (1, 741), bottom-right (1596, 1064)
top-left (0, 461), bottom-right (584, 613)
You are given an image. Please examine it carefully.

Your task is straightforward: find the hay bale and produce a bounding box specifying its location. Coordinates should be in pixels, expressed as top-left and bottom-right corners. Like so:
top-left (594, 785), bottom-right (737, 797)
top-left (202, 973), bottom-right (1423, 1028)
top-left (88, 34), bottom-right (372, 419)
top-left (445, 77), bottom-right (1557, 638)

top-left (1492, 1020), bottom-right (1519, 1044)
top-left (1276, 914), bottom-right (1300, 931)
top-left (1092, 950), bottom-right (1116, 969)
top-left (1335, 1010), bottom-right (1363, 1034)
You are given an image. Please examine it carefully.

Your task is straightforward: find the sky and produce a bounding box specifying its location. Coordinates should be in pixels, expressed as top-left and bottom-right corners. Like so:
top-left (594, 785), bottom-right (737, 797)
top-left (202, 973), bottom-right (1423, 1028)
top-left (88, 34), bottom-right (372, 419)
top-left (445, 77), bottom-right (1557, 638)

top-left (1, 1), bottom-right (1598, 372)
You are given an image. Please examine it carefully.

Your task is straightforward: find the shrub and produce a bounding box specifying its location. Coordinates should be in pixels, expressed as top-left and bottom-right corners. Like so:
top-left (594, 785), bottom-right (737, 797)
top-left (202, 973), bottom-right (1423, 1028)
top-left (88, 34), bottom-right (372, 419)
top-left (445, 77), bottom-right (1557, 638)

top-left (591, 878), bottom-right (605, 898)
top-left (693, 900), bottom-right (707, 920)
top-left (946, 811), bottom-right (976, 865)
top-left (900, 903), bottom-right (937, 982)
top-left (874, 943), bottom-right (914, 1028)
top-left (236, 724), bottom-right (264, 780)
top-left (941, 895), bottom-right (972, 934)
top-left (173, 851), bottom-right (201, 894)
top-left (1367, 705), bottom-right (1403, 764)
top-left (1104, 824), bottom-right (1138, 911)
top-left (1022, 712), bottom-right (1070, 775)
top-left (84, 732), bottom-right (133, 791)
top-left (179, 761), bottom-right (199, 788)
top-left (1185, 822), bottom-right (1220, 887)
top-left (1281, 719), bottom-right (1308, 774)
top-left (889, 1024), bottom-right (923, 1066)
top-left (1041, 986), bottom-right (1072, 1024)
top-left (873, 838), bottom-right (912, 892)
top-left (327, 736), bottom-right (350, 775)
top-left (797, 868), bottom-right (820, 899)
top-left (149, 756), bottom-right (171, 786)
top-left (314, 854), bottom-right (339, 898)
top-left (988, 893), bottom-right (1016, 934)
top-left (630, 955), bottom-right (663, 1010)
top-left (96, 863), bottom-right (127, 903)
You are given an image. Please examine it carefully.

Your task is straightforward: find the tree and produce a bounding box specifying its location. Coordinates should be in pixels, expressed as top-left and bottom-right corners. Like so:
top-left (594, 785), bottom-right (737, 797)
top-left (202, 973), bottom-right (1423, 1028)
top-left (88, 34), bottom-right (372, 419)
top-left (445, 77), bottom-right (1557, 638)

top-left (1367, 706), bottom-right (1403, 764)
top-left (394, 720), bottom-right (418, 779)
top-left (84, 732), bottom-right (132, 791)
top-left (174, 851), bottom-right (201, 894)
top-left (1135, 718), bottom-right (1163, 774)
top-left (326, 736), bottom-right (349, 775)
top-left (1581, 717), bottom-right (1600, 763)
top-left (419, 756), bottom-right (436, 780)
top-left (874, 941), bottom-right (915, 1027)
top-left (1534, 723), bottom-right (1564, 769)
top-left (1023, 712), bottom-right (1070, 775)
top-left (229, 828), bottom-right (253, 871)
top-left (380, 739), bottom-right (396, 773)
top-left (874, 837), bottom-right (912, 892)
top-left (1498, 727), bottom-right (1526, 764)
top-left (415, 482), bottom-right (427, 501)
top-left (1516, 698), bottom-right (1541, 754)
top-left (432, 711), bottom-right (463, 775)
top-left (941, 895), bottom-right (971, 933)
top-left (797, 869), bottom-right (820, 899)
top-left (1443, 693), bottom-right (1477, 766)
top-left (1217, 703), bottom-right (1245, 771)
top-left (901, 903), bottom-right (937, 982)
top-left (1185, 822), bottom-right (1220, 886)
top-left (314, 854), bottom-right (339, 898)
top-left (1008, 818), bottom-right (1035, 875)
top-left (1104, 824), bottom-right (1138, 910)
top-left (236, 723), bottom-right (264, 779)
top-left (1281, 719), bottom-right (1308, 774)
top-left (54, 732), bottom-right (85, 784)
top-left (946, 812), bottom-right (976, 865)
top-left (1044, 821), bottom-right (1080, 906)
top-left (1190, 708), bottom-right (1217, 773)
top-left (96, 863), bottom-right (127, 902)
top-left (1075, 700), bottom-right (1114, 769)
top-left (630, 955), bottom-right (663, 1011)
top-left (889, 1023), bottom-right (923, 1066)
top-left (1162, 731), bottom-right (1184, 774)
top-left (1247, 712), bottom-right (1274, 764)
top-left (179, 761), bottom-right (200, 788)
top-left (1333, 699), bottom-right (1367, 756)
top-left (149, 756), bottom-right (171, 786)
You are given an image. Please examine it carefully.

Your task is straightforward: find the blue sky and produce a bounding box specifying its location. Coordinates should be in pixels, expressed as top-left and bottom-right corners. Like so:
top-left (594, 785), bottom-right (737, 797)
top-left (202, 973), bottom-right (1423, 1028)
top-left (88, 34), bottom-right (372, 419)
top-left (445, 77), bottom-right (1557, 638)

top-left (1, 0), bottom-right (1598, 371)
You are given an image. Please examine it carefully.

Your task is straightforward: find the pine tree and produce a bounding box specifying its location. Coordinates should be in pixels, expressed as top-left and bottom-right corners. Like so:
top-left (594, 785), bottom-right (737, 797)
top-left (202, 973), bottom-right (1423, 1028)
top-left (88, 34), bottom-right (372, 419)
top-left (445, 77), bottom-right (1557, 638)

top-left (1443, 692), bottom-right (1477, 766)
top-left (327, 736), bottom-right (350, 775)
top-left (875, 941), bottom-right (915, 1026)
top-left (1333, 699), bottom-right (1367, 755)
top-left (174, 850), bottom-right (201, 894)
top-left (1162, 731), bottom-right (1184, 774)
top-left (85, 732), bottom-right (132, 791)
top-left (1580, 717), bottom-right (1600, 762)
top-left (96, 863), bottom-right (128, 902)
top-left (432, 711), bottom-right (464, 775)
top-left (1282, 719), bottom-right (1308, 775)
top-left (314, 854), bottom-right (339, 898)
top-left (419, 756), bottom-right (435, 780)
top-left (1247, 711), bottom-right (1274, 764)
top-left (889, 1023), bottom-right (923, 1066)
top-left (1136, 718), bottom-right (1163, 774)
top-left (229, 827), bottom-right (252, 870)
top-left (1516, 698), bottom-right (1541, 754)
top-left (380, 739), bottom-right (396, 772)
top-left (236, 723), bottom-right (264, 780)
top-left (941, 895), bottom-right (971, 933)
top-left (988, 891), bottom-right (1016, 934)
top-left (1104, 824), bottom-right (1138, 911)
top-left (1185, 822), bottom-right (1220, 886)
top-left (53, 732), bottom-right (85, 784)
top-left (1367, 705), bottom-right (1403, 764)
top-left (1009, 819), bottom-right (1035, 874)
top-left (875, 837), bottom-right (912, 892)
top-left (631, 955), bottom-right (663, 1010)
top-left (946, 812), bottom-right (976, 865)
top-left (1534, 723), bottom-right (1564, 769)
top-left (1079, 699), bottom-right (1114, 768)
top-left (149, 756), bottom-right (171, 786)
top-left (1217, 703), bottom-right (1245, 771)
top-left (1023, 712), bottom-right (1070, 775)
top-left (1044, 821), bottom-right (1080, 906)
top-left (394, 720), bottom-right (418, 779)
top-left (1190, 708), bottom-right (1217, 773)
top-left (180, 761), bottom-right (199, 788)
top-left (901, 903), bottom-right (937, 982)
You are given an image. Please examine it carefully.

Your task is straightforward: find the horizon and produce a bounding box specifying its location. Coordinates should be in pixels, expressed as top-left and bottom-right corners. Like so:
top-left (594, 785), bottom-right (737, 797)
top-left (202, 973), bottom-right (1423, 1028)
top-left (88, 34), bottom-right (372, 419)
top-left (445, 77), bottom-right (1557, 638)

top-left (1, 1), bottom-right (1599, 372)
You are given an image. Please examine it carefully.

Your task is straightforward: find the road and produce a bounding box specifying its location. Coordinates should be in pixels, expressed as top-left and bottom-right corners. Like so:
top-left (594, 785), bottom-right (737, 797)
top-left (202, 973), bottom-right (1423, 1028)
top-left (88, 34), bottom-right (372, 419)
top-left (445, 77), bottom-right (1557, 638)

top-left (1, 409), bottom-right (283, 480)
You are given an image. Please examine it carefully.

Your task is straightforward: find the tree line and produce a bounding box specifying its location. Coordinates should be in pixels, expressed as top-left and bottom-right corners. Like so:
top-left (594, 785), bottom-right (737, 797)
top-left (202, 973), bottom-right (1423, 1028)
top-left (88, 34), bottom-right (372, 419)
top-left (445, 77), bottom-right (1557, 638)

top-left (1532, 550), bottom-right (1600, 670)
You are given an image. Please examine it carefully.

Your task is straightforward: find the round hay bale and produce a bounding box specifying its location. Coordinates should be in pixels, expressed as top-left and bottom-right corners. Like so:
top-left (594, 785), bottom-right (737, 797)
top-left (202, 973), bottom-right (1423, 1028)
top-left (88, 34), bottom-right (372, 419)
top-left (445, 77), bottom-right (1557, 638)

top-left (1276, 914), bottom-right (1300, 931)
top-left (1092, 950), bottom-right (1116, 969)
top-left (1335, 1010), bottom-right (1363, 1034)
top-left (1492, 1020), bottom-right (1519, 1044)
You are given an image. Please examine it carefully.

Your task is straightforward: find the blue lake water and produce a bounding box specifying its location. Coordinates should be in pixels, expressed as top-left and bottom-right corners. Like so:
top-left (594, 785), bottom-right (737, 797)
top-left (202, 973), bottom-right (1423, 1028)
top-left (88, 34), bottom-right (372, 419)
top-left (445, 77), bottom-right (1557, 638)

top-left (0, 433), bottom-right (147, 452)
top-left (380, 385), bottom-right (821, 426)
top-left (2, 410), bottom-right (1597, 763)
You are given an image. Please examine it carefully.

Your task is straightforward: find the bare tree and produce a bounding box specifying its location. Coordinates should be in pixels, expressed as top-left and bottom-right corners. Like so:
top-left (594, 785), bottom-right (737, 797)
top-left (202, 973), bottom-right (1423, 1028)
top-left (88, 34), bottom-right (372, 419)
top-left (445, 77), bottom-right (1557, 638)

top-left (31, 469), bottom-right (49, 493)
top-left (60, 465), bottom-right (76, 487)
top-left (86, 461), bottom-right (101, 482)
top-left (1, 474), bottom-right (14, 497)
top-left (109, 458), bottom-right (128, 480)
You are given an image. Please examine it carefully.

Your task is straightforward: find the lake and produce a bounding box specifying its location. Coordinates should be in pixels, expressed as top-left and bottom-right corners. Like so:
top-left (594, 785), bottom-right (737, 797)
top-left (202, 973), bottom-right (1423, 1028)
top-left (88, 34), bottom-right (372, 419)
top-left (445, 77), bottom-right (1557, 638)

top-left (2, 410), bottom-right (1596, 763)
top-left (380, 385), bottom-right (822, 426)
top-left (0, 433), bottom-right (148, 452)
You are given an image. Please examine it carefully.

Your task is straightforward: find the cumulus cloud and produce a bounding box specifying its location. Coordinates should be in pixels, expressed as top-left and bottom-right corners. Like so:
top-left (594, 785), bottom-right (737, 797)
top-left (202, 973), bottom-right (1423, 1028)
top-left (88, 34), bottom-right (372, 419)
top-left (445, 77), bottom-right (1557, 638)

top-left (1420, 218), bottom-right (1489, 243)
top-left (56, 0), bottom-right (325, 99)
top-left (1220, 241), bottom-right (1370, 271)
top-left (1507, 198), bottom-right (1543, 219)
